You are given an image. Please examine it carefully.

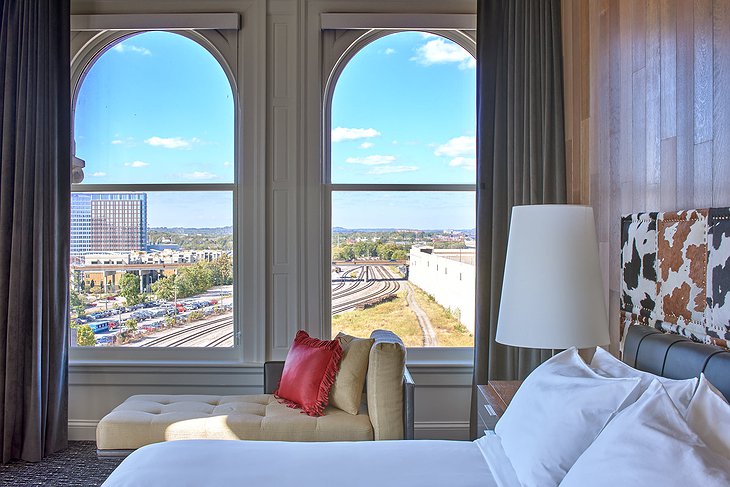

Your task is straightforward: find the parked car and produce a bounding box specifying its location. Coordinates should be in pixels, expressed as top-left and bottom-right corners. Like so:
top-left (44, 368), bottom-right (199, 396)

top-left (96, 335), bottom-right (115, 345)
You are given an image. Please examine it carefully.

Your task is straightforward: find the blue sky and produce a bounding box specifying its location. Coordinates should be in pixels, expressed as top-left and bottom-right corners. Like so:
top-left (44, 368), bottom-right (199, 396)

top-left (331, 32), bottom-right (476, 186)
top-left (74, 31), bottom-right (475, 229)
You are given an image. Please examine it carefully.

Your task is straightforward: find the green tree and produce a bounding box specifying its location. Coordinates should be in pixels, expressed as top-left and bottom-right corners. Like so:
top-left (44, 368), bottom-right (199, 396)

top-left (176, 263), bottom-right (213, 297)
top-left (120, 273), bottom-right (142, 305)
top-left (76, 325), bottom-right (96, 347)
top-left (213, 254), bottom-right (233, 285)
top-left (392, 249), bottom-right (409, 261)
top-left (69, 289), bottom-right (85, 315)
top-left (333, 244), bottom-right (355, 261)
top-left (124, 318), bottom-right (138, 332)
top-left (202, 254), bottom-right (233, 286)
top-left (151, 262), bottom-right (216, 301)
top-left (152, 275), bottom-right (178, 301)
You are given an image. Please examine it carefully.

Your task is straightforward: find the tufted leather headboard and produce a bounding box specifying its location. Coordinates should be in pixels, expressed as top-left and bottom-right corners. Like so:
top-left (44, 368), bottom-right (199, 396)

top-left (623, 324), bottom-right (730, 401)
top-left (620, 209), bottom-right (730, 348)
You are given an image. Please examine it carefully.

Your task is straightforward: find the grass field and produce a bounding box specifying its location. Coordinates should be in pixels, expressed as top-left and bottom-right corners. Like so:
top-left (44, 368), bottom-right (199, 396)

top-left (410, 286), bottom-right (474, 347)
top-left (331, 285), bottom-right (474, 347)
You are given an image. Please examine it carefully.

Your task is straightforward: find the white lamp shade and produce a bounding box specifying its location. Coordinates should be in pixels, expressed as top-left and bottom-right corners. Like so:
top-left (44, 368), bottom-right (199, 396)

top-left (496, 205), bottom-right (610, 349)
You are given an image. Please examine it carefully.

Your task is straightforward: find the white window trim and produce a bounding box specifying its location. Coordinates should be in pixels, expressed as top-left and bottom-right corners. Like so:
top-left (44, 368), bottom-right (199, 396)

top-left (322, 27), bottom-right (477, 365)
top-left (320, 13), bottom-right (476, 31)
top-left (71, 13), bottom-right (240, 31)
top-left (69, 26), bottom-right (257, 365)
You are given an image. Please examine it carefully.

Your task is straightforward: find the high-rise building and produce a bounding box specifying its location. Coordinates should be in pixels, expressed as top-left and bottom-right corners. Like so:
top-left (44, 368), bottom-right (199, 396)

top-left (71, 193), bottom-right (148, 255)
top-left (71, 194), bottom-right (92, 255)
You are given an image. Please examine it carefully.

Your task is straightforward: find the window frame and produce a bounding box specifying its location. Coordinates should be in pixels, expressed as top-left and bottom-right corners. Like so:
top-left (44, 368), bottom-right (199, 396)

top-left (323, 28), bottom-right (477, 363)
top-left (69, 27), bottom-right (249, 364)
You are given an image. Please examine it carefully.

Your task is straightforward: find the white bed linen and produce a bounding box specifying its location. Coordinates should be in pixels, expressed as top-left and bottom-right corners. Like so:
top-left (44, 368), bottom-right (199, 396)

top-left (560, 380), bottom-right (730, 487)
top-left (102, 437), bottom-right (515, 487)
top-left (475, 432), bottom-right (521, 487)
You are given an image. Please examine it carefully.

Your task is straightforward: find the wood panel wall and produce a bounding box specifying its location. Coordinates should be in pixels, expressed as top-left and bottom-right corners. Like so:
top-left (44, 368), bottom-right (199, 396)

top-left (562, 0), bottom-right (730, 350)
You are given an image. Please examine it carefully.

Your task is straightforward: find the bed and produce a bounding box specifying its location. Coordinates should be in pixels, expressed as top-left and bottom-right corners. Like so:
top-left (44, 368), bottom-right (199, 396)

top-left (103, 208), bottom-right (730, 487)
top-left (101, 325), bottom-right (730, 487)
top-left (101, 434), bottom-right (518, 487)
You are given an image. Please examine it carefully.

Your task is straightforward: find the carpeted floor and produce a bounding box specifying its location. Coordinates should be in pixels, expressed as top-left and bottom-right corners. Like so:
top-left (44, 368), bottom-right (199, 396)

top-left (0, 441), bottom-right (122, 486)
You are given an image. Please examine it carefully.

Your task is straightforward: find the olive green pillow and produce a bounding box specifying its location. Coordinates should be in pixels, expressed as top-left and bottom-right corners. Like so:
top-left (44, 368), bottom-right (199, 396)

top-left (329, 333), bottom-right (375, 415)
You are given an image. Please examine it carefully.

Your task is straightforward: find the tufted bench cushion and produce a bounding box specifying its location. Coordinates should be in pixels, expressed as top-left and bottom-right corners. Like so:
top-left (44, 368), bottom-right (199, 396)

top-left (96, 393), bottom-right (374, 450)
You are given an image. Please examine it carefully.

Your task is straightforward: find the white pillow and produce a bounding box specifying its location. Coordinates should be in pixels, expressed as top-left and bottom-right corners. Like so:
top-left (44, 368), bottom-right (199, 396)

top-left (686, 373), bottom-right (730, 458)
top-left (590, 346), bottom-right (697, 415)
top-left (561, 380), bottom-right (730, 487)
top-left (495, 348), bottom-right (641, 487)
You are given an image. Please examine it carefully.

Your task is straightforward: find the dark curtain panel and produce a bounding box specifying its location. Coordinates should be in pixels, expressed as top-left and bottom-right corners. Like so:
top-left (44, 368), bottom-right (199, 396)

top-left (0, 0), bottom-right (71, 462)
top-left (471, 0), bottom-right (567, 438)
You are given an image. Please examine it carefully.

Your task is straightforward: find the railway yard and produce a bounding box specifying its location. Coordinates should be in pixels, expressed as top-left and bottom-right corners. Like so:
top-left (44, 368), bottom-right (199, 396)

top-left (81, 265), bottom-right (405, 348)
top-left (331, 265), bottom-right (402, 314)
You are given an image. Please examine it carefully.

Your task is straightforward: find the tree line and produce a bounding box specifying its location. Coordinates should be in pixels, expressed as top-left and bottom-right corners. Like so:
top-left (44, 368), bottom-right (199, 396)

top-left (332, 242), bottom-right (410, 261)
top-left (150, 254), bottom-right (233, 301)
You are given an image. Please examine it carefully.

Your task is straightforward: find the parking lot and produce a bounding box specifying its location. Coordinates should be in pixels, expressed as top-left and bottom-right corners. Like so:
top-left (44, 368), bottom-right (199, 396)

top-left (73, 286), bottom-right (233, 346)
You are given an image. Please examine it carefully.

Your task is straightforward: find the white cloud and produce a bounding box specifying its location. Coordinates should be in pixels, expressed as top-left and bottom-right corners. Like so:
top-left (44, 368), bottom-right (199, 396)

top-left (448, 157), bottom-right (476, 170)
top-left (223, 161), bottom-right (232, 167)
top-left (124, 160), bottom-right (149, 168)
top-left (112, 44), bottom-right (151, 55)
top-left (331, 127), bottom-right (381, 142)
top-left (420, 32), bottom-right (439, 39)
top-left (384, 48), bottom-right (396, 55)
top-left (345, 155), bottom-right (396, 166)
top-left (144, 136), bottom-right (199, 149)
top-left (360, 142), bottom-right (374, 149)
top-left (434, 136), bottom-right (476, 157)
top-left (110, 137), bottom-right (135, 147)
top-left (183, 171), bottom-right (217, 180)
top-left (411, 38), bottom-right (476, 69)
top-left (369, 165), bottom-right (418, 175)
top-left (91, 171), bottom-right (107, 177)
top-left (434, 136), bottom-right (476, 170)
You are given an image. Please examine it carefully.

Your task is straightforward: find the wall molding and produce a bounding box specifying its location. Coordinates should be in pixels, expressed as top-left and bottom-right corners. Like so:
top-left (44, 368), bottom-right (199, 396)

top-left (69, 420), bottom-right (99, 441)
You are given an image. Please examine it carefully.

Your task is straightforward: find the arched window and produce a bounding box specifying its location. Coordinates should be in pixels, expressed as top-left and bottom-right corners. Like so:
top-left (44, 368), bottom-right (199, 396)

top-left (71, 31), bottom-right (236, 351)
top-left (328, 32), bottom-right (476, 348)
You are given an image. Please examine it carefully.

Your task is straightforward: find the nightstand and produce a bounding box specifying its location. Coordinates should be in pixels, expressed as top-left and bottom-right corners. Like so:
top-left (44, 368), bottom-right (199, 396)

top-left (476, 381), bottom-right (522, 437)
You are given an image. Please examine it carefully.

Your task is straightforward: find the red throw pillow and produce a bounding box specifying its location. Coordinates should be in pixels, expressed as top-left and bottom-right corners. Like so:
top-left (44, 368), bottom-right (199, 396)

top-left (274, 330), bottom-right (343, 417)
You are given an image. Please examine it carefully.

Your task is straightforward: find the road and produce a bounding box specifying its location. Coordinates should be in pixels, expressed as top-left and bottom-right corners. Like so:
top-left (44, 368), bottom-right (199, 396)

top-left (404, 282), bottom-right (438, 346)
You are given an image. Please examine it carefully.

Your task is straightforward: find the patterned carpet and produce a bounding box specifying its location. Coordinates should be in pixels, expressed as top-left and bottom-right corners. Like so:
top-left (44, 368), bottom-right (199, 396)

top-left (0, 442), bottom-right (122, 486)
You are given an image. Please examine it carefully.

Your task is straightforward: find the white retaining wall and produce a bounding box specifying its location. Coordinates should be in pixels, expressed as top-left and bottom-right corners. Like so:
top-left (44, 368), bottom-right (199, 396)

top-left (408, 248), bottom-right (476, 334)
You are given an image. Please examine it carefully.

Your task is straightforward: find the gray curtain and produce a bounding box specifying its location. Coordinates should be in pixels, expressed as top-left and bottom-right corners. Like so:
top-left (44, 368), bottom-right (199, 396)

top-left (0, 0), bottom-right (71, 462)
top-left (471, 0), bottom-right (567, 438)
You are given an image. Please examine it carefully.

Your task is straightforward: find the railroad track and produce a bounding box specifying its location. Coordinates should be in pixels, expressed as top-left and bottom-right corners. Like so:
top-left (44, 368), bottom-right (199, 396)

top-left (332, 266), bottom-right (401, 314)
top-left (331, 267), bottom-right (365, 293)
top-left (206, 331), bottom-right (234, 347)
top-left (161, 321), bottom-right (233, 347)
top-left (140, 315), bottom-right (233, 347)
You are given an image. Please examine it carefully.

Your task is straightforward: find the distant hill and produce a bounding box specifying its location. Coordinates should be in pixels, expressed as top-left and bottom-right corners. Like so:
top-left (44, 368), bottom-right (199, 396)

top-left (332, 227), bottom-right (476, 234)
top-left (150, 226), bottom-right (233, 235)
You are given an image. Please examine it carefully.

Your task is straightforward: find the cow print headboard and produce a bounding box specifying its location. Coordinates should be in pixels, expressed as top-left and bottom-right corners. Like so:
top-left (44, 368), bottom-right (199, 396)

top-left (620, 208), bottom-right (730, 349)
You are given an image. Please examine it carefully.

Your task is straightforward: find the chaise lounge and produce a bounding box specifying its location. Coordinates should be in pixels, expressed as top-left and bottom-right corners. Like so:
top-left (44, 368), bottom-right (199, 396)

top-left (96, 330), bottom-right (415, 456)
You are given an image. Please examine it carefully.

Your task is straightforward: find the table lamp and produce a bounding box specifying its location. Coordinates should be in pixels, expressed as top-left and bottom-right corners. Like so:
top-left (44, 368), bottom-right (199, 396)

top-left (496, 205), bottom-right (610, 349)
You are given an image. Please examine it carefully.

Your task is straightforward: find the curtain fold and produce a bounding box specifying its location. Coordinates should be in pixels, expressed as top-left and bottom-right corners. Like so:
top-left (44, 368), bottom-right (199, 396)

top-left (471, 0), bottom-right (567, 438)
top-left (0, 0), bottom-right (71, 462)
